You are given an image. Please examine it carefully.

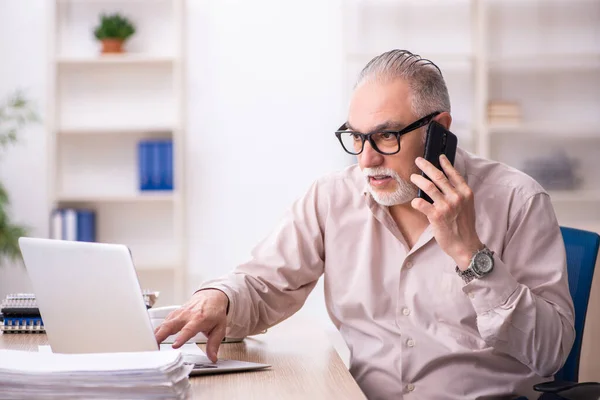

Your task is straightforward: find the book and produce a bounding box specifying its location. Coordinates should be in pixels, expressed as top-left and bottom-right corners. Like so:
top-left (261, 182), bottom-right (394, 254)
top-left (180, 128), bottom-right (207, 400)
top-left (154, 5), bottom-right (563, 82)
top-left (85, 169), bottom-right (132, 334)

top-left (487, 100), bottom-right (522, 125)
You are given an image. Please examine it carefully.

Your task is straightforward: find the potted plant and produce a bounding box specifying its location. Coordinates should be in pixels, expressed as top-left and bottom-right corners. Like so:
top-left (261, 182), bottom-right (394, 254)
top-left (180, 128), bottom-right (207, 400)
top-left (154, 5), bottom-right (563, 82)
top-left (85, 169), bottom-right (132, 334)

top-left (0, 90), bottom-right (39, 266)
top-left (93, 13), bottom-right (136, 54)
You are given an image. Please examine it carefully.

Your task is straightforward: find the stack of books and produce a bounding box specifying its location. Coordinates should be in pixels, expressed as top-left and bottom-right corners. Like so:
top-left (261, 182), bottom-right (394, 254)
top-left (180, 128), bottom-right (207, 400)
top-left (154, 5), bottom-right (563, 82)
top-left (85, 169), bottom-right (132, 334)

top-left (0, 348), bottom-right (193, 399)
top-left (0, 291), bottom-right (159, 334)
top-left (487, 101), bottom-right (522, 126)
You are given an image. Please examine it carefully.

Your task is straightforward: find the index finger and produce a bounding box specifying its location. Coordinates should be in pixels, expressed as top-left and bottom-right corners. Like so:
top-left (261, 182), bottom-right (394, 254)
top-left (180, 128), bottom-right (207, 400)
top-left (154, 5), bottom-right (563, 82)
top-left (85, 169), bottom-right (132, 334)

top-left (415, 156), bottom-right (453, 193)
top-left (154, 318), bottom-right (186, 344)
top-left (439, 154), bottom-right (467, 190)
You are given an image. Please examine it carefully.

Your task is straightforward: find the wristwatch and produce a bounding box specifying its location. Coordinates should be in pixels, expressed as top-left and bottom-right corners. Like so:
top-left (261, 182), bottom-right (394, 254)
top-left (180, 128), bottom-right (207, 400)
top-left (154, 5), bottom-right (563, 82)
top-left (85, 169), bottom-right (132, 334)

top-left (455, 246), bottom-right (495, 284)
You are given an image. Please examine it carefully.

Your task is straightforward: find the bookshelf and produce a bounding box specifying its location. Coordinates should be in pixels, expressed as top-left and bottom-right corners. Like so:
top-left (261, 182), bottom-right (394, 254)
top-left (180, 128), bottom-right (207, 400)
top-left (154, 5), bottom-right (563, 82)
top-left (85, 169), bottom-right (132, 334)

top-left (483, 0), bottom-right (600, 235)
top-left (341, 0), bottom-right (600, 234)
top-left (46, 0), bottom-right (187, 305)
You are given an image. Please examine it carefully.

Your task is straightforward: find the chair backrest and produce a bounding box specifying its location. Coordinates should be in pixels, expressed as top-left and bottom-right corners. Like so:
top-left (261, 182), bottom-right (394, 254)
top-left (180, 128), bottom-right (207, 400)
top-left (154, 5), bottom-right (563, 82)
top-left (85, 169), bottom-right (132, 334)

top-left (554, 226), bottom-right (600, 382)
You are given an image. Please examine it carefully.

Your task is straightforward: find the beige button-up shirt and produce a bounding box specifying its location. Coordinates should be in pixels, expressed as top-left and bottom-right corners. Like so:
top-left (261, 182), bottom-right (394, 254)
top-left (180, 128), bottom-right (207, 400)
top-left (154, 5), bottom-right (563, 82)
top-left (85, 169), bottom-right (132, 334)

top-left (200, 148), bottom-right (575, 400)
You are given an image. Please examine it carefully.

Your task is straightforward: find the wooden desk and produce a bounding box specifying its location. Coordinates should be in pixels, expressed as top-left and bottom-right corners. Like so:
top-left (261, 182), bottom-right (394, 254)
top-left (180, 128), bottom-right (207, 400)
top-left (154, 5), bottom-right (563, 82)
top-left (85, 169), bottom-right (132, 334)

top-left (0, 317), bottom-right (366, 400)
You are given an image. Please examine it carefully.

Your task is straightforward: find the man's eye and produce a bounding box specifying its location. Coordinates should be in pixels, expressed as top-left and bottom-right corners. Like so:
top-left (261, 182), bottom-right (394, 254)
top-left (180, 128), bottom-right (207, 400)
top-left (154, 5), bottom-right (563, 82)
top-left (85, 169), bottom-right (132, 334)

top-left (351, 133), bottom-right (362, 141)
top-left (380, 132), bottom-right (396, 140)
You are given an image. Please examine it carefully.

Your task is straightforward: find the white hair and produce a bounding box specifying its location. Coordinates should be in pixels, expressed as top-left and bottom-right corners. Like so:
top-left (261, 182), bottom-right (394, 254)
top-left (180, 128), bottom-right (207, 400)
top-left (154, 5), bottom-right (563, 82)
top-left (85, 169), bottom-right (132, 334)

top-left (355, 49), bottom-right (451, 119)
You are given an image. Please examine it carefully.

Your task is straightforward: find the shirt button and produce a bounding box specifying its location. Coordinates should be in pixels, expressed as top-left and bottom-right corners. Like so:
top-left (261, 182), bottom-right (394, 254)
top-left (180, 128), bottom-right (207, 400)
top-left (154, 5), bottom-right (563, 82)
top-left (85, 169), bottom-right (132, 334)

top-left (407, 383), bottom-right (415, 392)
top-left (407, 339), bottom-right (415, 347)
top-left (468, 292), bottom-right (475, 299)
top-left (405, 261), bottom-right (413, 269)
top-left (402, 307), bottom-right (411, 316)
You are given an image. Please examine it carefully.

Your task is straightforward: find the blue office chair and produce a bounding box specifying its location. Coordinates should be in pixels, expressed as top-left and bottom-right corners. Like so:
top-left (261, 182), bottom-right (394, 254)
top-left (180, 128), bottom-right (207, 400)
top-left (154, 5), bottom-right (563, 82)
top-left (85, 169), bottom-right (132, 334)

top-left (532, 226), bottom-right (600, 399)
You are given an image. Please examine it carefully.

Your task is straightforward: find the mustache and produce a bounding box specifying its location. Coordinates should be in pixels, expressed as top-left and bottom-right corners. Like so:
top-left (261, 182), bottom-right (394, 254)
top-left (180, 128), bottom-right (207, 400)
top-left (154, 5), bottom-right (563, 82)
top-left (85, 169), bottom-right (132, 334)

top-left (362, 167), bottom-right (402, 181)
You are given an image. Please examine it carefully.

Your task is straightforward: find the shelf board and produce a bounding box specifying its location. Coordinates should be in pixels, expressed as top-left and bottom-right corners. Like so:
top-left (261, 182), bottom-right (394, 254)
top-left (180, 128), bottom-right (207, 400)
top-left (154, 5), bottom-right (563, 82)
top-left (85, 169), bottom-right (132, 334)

top-left (58, 126), bottom-right (175, 135)
top-left (56, 193), bottom-right (178, 203)
top-left (548, 190), bottom-right (600, 203)
top-left (489, 53), bottom-right (600, 72)
top-left (56, 54), bottom-right (176, 66)
top-left (488, 123), bottom-right (600, 139)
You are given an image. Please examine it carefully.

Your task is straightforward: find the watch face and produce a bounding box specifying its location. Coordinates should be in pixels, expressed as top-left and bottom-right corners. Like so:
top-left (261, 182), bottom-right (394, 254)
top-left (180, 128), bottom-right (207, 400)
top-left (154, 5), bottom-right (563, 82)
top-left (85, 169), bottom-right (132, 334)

top-left (473, 252), bottom-right (494, 275)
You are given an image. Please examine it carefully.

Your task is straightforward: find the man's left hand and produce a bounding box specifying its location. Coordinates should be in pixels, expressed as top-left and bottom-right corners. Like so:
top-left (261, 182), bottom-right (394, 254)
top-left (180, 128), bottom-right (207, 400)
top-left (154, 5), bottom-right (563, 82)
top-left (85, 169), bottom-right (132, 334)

top-left (410, 154), bottom-right (483, 270)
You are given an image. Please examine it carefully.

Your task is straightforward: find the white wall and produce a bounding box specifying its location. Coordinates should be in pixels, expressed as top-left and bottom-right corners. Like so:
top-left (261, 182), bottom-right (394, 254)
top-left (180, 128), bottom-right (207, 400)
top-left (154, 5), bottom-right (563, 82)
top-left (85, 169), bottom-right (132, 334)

top-left (184, 0), bottom-right (347, 325)
top-left (0, 0), bottom-right (49, 297)
top-left (0, 0), bottom-right (348, 326)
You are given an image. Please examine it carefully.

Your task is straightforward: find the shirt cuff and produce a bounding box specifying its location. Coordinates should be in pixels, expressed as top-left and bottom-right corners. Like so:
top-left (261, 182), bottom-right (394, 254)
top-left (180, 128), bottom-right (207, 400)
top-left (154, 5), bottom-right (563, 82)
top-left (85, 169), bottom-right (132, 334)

top-left (461, 253), bottom-right (520, 314)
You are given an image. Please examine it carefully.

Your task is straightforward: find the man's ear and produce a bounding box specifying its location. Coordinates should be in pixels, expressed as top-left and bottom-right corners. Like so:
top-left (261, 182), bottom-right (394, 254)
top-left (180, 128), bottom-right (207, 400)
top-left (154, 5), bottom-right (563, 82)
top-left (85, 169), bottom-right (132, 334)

top-left (435, 112), bottom-right (452, 130)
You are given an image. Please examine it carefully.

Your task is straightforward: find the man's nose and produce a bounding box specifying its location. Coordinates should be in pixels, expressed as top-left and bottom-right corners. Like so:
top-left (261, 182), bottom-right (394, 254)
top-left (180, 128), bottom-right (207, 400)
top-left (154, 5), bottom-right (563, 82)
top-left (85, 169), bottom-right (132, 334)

top-left (359, 140), bottom-right (384, 168)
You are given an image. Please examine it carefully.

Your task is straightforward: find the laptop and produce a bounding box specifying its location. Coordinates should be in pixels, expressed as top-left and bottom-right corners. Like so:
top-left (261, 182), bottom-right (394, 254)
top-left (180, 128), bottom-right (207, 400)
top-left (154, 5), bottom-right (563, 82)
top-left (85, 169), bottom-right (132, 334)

top-left (17, 237), bottom-right (270, 375)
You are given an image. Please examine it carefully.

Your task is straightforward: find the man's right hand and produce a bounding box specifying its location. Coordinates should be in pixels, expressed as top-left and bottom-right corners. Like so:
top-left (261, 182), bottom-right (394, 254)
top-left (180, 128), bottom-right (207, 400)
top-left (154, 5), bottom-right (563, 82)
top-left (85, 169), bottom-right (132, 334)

top-left (154, 289), bottom-right (229, 363)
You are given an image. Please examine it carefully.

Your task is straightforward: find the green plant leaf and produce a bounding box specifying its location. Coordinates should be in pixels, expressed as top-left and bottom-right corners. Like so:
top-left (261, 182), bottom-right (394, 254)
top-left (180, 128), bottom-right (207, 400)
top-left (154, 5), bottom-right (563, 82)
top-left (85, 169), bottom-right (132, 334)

top-left (0, 186), bottom-right (28, 265)
top-left (0, 89), bottom-right (39, 153)
top-left (93, 12), bottom-right (136, 41)
top-left (0, 91), bottom-right (38, 266)
top-left (0, 222), bottom-right (28, 263)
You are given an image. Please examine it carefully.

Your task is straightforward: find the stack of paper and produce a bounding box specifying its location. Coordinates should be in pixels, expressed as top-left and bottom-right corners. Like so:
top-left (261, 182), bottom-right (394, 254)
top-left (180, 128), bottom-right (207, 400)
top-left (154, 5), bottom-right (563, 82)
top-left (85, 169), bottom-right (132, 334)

top-left (0, 349), bottom-right (193, 399)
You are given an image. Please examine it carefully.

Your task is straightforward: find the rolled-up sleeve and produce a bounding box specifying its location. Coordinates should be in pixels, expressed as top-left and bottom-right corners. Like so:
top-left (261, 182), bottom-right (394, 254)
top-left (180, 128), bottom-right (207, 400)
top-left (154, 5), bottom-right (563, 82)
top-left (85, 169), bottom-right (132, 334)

top-left (463, 192), bottom-right (576, 378)
top-left (198, 179), bottom-right (328, 339)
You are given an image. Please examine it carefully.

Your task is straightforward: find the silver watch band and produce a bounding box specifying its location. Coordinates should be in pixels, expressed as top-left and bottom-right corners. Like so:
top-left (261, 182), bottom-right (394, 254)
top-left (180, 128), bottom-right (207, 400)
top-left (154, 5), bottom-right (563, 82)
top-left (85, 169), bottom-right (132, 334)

top-left (455, 265), bottom-right (477, 284)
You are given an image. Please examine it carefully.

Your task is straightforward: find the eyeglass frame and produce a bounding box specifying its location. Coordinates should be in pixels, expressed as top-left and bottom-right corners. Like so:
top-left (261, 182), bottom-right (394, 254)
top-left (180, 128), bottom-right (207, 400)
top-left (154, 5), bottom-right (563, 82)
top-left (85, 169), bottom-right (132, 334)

top-left (334, 111), bottom-right (442, 155)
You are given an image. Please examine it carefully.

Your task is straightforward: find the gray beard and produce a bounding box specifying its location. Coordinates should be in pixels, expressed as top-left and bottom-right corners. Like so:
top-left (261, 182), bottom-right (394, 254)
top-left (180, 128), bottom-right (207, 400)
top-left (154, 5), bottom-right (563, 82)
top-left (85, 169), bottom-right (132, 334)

top-left (363, 166), bottom-right (419, 206)
top-left (367, 178), bottom-right (418, 206)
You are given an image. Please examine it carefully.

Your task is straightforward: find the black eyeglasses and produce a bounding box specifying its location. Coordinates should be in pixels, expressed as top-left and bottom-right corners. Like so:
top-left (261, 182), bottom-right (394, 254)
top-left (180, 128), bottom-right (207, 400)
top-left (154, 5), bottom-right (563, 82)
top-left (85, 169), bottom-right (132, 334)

top-left (335, 111), bottom-right (441, 155)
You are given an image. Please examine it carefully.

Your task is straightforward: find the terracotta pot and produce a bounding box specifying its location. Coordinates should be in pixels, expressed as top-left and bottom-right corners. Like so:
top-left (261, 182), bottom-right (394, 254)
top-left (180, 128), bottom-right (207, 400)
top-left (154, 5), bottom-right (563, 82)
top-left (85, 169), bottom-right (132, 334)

top-left (101, 39), bottom-right (124, 54)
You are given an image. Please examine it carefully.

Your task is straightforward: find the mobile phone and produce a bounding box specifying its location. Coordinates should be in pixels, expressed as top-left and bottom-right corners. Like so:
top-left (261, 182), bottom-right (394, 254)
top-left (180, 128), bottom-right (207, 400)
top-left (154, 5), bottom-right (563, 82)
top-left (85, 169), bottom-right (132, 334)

top-left (417, 120), bottom-right (458, 204)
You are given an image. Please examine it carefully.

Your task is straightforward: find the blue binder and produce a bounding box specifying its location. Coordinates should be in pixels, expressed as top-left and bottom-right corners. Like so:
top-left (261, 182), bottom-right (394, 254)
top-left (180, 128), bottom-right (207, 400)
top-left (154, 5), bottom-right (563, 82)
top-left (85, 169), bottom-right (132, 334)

top-left (49, 208), bottom-right (96, 242)
top-left (163, 141), bottom-right (173, 190)
top-left (138, 141), bottom-right (152, 191)
top-left (150, 141), bottom-right (162, 190)
top-left (138, 139), bottom-right (173, 191)
top-left (76, 210), bottom-right (96, 242)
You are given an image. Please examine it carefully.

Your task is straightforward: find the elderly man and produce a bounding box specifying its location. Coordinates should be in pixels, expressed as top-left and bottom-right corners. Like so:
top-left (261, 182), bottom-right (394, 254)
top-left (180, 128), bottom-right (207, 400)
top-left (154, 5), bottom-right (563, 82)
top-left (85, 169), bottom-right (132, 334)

top-left (155, 50), bottom-right (575, 399)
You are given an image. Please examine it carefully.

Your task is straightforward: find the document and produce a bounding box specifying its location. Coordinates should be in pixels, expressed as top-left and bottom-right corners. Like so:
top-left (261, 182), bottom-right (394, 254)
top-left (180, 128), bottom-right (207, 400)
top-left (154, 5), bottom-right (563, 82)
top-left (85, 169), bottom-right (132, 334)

top-left (0, 348), bottom-right (193, 399)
